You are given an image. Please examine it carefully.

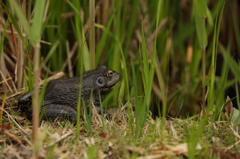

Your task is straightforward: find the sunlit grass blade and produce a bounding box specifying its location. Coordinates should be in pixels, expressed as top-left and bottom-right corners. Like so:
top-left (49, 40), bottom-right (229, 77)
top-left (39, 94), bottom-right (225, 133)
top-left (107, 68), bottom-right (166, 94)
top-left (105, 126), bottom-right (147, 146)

top-left (141, 22), bottom-right (149, 92)
top-left (89, 0), bottom-right (95, 69)
top-left (194, 11), bottom-right (207, 48)
top-left (87, 145), bottom-right (96, 159)
top-left (155, 0), bottom-right (167, 121)
top-left (210, 1), bottom-right (226, 120)
top-left (194, 1), bottom-right (208, 115)
top-left (68, 0), bottom-right (90, 71)
top-left (118, 43), bottom-right (130, 104)
top-left (95, 15), bottom-right (114, 63)
top-left (131, 62), bottom-right (141, 138)
top-left (193, 0), bottom-right (207, 18)
top-left (30, 0), bottom-right (46, 45)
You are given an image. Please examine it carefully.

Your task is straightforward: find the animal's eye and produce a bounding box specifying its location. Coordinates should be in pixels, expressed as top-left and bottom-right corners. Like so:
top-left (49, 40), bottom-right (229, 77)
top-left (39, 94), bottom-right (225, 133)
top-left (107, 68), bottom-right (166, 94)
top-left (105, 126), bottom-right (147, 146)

top-left (107, 70), bottom-right (113, 77)
top-left (96, 76), bottom-right (106, 87)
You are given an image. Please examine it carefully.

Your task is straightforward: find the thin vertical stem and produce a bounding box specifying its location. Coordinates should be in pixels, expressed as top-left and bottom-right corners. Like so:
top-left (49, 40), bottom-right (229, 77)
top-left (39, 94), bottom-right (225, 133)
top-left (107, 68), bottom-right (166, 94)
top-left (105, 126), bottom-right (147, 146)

top-left (89, 0), bottom-right (95, 69)
top-left (17, 22), bottom-right (23, 89)
top-left (0, 41), bottom-right (7, 92)
top-left (33, 44), bottom-right (40, 159)
top-left (202, 48), bottom-right (206, 113)
top-left (16, 0), bottom-right (24, 89)
top-left (201, 17), bottom-right (206, 115)
top-left (0, 93), bottom-right (6, 125)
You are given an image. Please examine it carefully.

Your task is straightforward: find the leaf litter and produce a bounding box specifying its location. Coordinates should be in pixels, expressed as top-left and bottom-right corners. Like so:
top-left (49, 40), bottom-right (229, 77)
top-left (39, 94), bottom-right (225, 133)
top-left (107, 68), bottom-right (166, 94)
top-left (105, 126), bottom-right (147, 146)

top-left (1, 96), bottom-right (240, 158)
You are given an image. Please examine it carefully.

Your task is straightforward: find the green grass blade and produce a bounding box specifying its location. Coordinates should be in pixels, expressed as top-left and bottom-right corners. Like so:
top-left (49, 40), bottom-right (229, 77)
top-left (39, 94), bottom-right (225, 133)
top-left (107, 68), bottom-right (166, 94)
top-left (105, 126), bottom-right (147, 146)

top-left (215, 61), bottom-right (229, 120)
top-left (193, 0), bottom-right (207, 18)
top-left (95, 15), bottom-right (114, 63)
top-left (40, 40), bottom-right (60, 69)
top-left (68, 0), bottom-right (90, 71)
top-left (2, 4), bottom-right (27, 47)
top-left (27, 57), bottom-right (34, 91)
top-left (123, 0), bottom-right (139, 55)
top-left (221, 45), bottom-right (240, 82)
top-left (155, 0), bottom-right (167, 120)
top-left (194, 9), bottom-right (207, 48)
top-left (212, 2), bottom-right (226, 120)
top-left (30, 0), bottom-right (46, 45)
top-left (9, 0), bottom-right (30, 37)
top-left (131, 62), bottom-right (141, 138)
top-left (141, 22), bottom-right (149, 92)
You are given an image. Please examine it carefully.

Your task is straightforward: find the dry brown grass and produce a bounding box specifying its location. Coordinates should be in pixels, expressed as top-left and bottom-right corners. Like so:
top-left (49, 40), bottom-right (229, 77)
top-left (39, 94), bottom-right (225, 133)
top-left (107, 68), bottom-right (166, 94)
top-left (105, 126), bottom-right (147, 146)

top-left (1, 102), bottom-right (240, 158)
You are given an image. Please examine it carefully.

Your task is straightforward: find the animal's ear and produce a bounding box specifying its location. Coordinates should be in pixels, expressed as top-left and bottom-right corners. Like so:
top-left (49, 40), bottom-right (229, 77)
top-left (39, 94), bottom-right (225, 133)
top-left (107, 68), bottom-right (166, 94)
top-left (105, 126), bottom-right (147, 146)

top-left (97, 65), bottom-right (107, 69)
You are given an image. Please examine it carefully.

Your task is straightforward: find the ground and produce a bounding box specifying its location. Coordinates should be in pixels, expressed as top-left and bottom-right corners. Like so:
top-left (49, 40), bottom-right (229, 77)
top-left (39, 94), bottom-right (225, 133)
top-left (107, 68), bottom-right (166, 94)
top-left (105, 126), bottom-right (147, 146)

top-left (1, 102), bottom-right (240, 159)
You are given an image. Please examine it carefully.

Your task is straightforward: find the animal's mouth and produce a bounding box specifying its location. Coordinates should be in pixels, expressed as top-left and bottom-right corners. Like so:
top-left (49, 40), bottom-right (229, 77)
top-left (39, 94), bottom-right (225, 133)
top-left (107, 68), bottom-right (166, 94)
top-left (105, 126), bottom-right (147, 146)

top-left (103, 81), bottom-right (120, 91)
top-left (109, 80), bottom-right (120, 88)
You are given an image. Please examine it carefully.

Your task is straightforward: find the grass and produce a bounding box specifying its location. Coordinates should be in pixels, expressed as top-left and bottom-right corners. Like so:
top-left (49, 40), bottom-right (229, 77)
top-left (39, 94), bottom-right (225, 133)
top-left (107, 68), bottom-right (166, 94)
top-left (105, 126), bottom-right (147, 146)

top-left (1, 0), bottom-right (240, 158)
top-left (1, 109), bottom-right (239, 158)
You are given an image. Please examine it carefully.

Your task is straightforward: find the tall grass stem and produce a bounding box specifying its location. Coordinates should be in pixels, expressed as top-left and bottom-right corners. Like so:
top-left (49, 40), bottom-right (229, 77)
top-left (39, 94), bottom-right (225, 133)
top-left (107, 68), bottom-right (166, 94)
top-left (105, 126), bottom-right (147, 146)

top-left (89, 0), bottom-right (95, 69)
